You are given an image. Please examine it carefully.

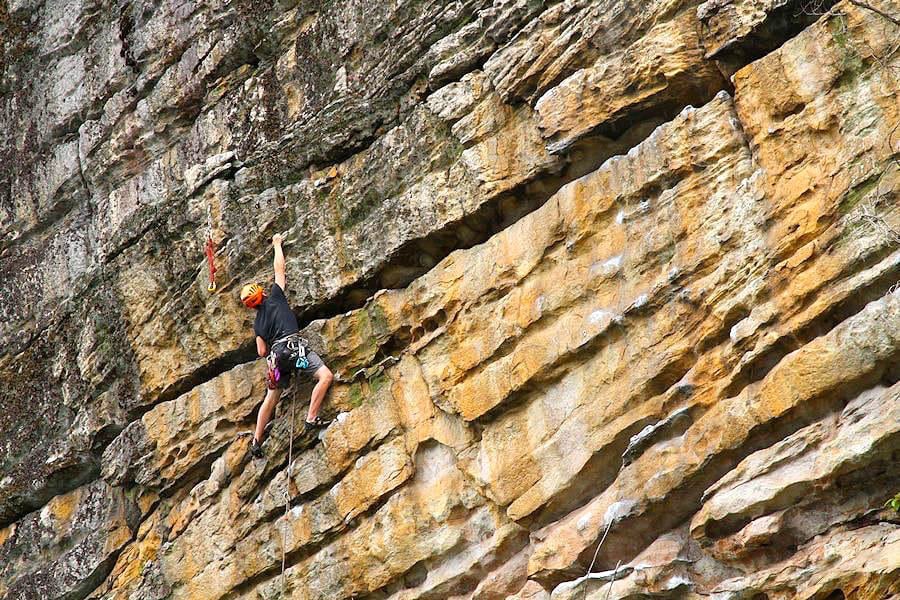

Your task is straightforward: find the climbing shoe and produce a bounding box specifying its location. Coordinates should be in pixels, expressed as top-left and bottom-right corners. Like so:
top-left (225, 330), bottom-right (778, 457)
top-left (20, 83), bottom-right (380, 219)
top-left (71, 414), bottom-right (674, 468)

top-left (306, 416), bottom-right (331, 430)
top-left (301, 417), bottom-right (330, 442)
top-left (250, 437), bottom-right (265, 459)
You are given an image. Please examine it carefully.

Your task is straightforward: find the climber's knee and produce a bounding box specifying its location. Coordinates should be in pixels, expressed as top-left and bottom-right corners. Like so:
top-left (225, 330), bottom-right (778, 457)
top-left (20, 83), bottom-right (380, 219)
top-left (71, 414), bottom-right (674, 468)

top-left (263, 387), bottom-right (281, 407)
top-left (315, 365), bottom-right (333, 386)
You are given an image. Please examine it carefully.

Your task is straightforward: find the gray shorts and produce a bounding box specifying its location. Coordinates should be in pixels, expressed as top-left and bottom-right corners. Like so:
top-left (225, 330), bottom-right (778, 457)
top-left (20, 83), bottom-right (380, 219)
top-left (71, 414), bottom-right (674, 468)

top-left (274, 349), bottom-right (325, 389)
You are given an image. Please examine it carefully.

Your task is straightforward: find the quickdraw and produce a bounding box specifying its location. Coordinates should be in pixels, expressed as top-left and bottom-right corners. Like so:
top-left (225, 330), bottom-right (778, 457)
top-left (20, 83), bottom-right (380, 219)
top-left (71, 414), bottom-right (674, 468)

top-left (204, 236), bottom-right (217, 292)
top-left (265, 353), bottom-right (280, 389)
top-left (288, 337), bottom-right (309, 370)
top-left (204, 202), bottom-right (217, 292)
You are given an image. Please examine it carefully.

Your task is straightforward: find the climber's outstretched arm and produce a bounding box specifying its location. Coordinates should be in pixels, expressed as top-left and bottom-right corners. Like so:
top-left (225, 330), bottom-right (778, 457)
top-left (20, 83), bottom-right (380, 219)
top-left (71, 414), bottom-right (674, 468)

top-left (256, 335), bottom-right (267, 357)
top-left (273, 234), bottom-right (286, 290)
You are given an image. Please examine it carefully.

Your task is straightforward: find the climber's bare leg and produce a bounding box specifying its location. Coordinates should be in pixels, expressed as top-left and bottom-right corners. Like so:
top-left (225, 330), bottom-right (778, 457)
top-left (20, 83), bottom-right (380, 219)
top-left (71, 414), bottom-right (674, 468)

top-left (306, 365), bottom-right (333, 422)
top-left (255, 387), bottom-right (282, 442)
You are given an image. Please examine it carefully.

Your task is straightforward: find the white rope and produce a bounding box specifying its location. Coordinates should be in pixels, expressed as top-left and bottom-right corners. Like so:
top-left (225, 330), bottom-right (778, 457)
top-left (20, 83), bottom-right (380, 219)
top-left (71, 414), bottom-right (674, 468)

top-left (583, 515), bottom-right (616, 600)
top-left (604, 560), bottom-right (621, 600)
top-left (281, 393), bottom-right (295, 597)
top-left (587, 516), bottom-right (615, 576)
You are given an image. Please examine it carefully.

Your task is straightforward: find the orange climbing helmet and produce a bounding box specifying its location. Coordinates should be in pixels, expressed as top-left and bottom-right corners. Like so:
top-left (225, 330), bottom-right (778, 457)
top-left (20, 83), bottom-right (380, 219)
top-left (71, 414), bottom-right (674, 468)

top-left (240, 283), bottom-right (266, 308)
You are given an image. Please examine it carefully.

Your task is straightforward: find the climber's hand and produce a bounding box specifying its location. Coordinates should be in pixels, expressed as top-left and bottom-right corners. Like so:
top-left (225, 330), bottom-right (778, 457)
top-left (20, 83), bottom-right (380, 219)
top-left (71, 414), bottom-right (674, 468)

top-left (272, 233), bottom-right (283, 247)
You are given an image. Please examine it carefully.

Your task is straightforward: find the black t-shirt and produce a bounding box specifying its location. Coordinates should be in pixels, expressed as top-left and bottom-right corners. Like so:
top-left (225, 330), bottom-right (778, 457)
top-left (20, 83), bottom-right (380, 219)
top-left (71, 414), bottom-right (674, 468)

top-left (253, 283), bottom-right (299, 346)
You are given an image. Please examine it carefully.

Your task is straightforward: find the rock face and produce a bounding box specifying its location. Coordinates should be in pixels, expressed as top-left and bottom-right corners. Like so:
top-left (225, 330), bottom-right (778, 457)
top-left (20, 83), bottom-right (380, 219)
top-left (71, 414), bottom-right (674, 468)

top-left (1, 0), bottom-right (899, 599)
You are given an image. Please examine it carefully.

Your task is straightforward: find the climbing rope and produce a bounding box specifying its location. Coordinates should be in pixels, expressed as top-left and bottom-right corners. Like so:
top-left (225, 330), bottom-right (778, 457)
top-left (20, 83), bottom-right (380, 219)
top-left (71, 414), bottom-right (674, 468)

top-left (604, 561), bottom-right (621, 600)
top-left (586, 517), bottom-right (614, 581)
top-left (581, 517), bottom-right (619, 600)
top-left (582, 453), bottom-right (623, 600)
top-left (205, 203), bottom-right (217, 292)
top-left (281, 393), bottom-right (296, 597)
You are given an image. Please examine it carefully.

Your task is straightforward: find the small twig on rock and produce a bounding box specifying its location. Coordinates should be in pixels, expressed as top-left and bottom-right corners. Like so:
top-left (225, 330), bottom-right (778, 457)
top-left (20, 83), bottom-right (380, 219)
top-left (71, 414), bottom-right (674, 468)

top-left (798, 0), bottom-right (834, 16)
top-left (851, 195), bottom-right (900, 291)
top-left (350, 354), bottom-right (400, 381)
top-left (853, 200), bottom-right (900, 245)
top-left (848, 0), bottom-right (900, 27)
top-left (889, 122), bottom-right (900, 157)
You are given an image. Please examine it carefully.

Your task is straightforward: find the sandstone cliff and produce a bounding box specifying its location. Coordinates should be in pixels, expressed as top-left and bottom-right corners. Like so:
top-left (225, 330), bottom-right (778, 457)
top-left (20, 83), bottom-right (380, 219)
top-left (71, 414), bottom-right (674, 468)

top-left (1, 0), bottom-right (899, 598)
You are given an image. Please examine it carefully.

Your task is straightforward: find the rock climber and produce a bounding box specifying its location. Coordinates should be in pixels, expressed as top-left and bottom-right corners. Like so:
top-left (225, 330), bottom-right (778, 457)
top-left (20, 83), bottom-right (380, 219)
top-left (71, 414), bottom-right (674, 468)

top-left (240, 234), bottom-right (333, 458)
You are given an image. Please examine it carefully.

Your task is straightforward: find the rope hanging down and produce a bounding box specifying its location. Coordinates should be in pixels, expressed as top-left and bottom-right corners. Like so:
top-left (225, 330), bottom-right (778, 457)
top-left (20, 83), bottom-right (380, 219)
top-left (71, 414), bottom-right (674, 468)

top-left (281, 394), bottom-right (296, 597)
top-left (235, 394), bottom-right (296, 596)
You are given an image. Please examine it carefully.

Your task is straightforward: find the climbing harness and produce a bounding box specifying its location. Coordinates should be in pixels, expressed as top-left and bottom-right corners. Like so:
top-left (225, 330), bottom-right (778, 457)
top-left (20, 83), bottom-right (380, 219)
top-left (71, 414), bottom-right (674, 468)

top-left (277, 334), bottom-right (310, 367)
top-left (204, 203), bottom-right (217, 292)
top-left (266, 334), bottom-right (310, 389)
